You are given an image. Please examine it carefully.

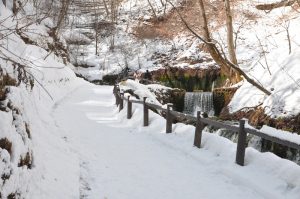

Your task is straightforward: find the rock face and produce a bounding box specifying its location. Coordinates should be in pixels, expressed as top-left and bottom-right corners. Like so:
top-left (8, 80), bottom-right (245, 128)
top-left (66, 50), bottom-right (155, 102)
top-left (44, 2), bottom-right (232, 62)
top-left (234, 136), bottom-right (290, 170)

top-left (141, 66), bottom-right (222, 92)
top-left (222, 108), bottom-right (300, 134)
top-left (213, 87), bottom-right (239, 116)
top-left (153, 88), bottom-right (186, 112)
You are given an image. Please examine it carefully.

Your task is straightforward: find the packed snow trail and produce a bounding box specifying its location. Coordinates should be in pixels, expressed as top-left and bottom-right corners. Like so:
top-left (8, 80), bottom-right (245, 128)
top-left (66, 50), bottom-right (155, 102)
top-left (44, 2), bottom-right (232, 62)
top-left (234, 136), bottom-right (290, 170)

top-left (53, 83), bottom-right (300, 199)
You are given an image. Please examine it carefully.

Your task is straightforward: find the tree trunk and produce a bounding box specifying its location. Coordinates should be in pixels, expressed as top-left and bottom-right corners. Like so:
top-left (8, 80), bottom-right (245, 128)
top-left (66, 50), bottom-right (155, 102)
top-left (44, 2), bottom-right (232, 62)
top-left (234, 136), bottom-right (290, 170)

top-left (224, 0), bottom-right (237, 65)
top-left (54, 0), bottom-right (71, 36)
top-left (224, 0), bottom-right (241, 83)
top-left (256, 0), bottom-right (296, 11)
top-left (197, 0), bottom-right (233, 78)
top-left (103, 0), bottom-right (110, 16)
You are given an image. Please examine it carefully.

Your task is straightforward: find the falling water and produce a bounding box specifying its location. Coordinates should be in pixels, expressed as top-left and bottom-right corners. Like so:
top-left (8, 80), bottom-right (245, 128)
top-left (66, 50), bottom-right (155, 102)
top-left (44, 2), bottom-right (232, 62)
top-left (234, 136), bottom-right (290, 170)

top-left (183, 92), bottom-right (214, 116)
top-left (211, 81), bottom-right (215, 92)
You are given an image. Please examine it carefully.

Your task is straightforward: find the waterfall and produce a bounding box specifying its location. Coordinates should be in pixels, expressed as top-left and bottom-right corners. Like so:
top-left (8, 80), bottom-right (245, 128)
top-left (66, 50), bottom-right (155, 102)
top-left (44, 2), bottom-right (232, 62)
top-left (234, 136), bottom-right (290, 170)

top-left (211, 81), bottom-right (215, 92)
top-left (183, 92), bottom-right (214, 116)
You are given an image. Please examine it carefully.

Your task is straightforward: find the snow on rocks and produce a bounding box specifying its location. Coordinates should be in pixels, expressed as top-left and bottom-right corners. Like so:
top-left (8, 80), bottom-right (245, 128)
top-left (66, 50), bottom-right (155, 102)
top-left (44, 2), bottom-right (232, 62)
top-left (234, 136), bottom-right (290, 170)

top-left (119, 79), bottom-right (171, 105)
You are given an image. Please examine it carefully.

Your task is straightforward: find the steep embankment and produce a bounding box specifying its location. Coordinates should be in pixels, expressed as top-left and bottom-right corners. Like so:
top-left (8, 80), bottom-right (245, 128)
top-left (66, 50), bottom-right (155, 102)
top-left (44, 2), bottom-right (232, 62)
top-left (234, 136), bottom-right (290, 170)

top-left (0, 2), bottom-right (87, 198)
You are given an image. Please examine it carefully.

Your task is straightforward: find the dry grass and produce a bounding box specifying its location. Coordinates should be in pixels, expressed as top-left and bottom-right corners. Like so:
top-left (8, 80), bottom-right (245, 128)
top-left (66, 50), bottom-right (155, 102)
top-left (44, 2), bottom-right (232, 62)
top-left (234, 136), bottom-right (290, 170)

top-left (25, 123), bottom-right (31, 139)
top-left (18, 151), bottom-right (32, 169)
top-left (132, 0), bottom-right (261, 40)
top-left (133, 0), bottom-right (201, 39)
top-left (0, 73), bottom-right (17, 101)
top-left (0, 138), bottom-right (12, 155)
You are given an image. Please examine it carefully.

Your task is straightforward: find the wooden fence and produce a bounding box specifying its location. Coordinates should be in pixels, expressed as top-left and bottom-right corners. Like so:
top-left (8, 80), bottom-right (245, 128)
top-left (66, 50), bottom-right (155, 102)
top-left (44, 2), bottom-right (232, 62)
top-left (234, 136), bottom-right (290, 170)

top-left (113, 85), bottom-right (300, 166)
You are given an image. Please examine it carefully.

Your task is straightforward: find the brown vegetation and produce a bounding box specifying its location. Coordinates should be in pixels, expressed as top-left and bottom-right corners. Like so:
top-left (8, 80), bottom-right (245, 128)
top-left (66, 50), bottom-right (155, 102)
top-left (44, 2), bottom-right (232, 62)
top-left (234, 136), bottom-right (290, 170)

top-left (18, 152), bottom-right (33, 169)
top-left (220, 107), bottom-right (300, 134)
top-left (133, 0), bottom-right (245, 40)
top-left (0, 138), bottom-right (12, 155)
top-left (256, 0), bottom-right (298, 11)
top-left (0, 73), bottom-right (17, 101)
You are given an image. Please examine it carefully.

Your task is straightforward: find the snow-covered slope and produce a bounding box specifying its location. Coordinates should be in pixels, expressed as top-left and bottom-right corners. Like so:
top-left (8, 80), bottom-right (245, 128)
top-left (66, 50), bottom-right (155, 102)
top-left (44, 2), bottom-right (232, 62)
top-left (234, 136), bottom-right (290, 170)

top-left (67, 0), bottom-right (216, 81)
top-left (67, 0), bottom-right (300, 118)
top-left (227, 0), bottom-right (300, 117)
top-left (0, 2), bottom-right (86, 198)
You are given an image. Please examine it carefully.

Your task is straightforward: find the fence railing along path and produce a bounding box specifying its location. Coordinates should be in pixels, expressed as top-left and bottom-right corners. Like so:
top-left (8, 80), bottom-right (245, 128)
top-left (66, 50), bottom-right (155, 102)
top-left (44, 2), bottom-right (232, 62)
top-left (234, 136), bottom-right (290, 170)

top-left (113, 85), bottom-right (300, 166)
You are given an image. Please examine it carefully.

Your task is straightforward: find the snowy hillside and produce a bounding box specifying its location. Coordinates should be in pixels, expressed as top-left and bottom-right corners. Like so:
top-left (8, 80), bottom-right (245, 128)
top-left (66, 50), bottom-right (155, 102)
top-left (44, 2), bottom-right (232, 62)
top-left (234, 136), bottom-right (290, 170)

top-left (66, 0), bottom-right (300, 119)
top-left (0, 1), bottom-right (87, 197)
top-left (227, 0), bottom-right (300, 117)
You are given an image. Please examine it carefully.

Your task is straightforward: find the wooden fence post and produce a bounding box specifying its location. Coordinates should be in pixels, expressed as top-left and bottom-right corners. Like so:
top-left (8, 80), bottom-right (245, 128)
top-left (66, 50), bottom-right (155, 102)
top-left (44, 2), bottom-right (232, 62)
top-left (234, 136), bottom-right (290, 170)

top-left (115, 87), bottom-right (120, 106)
top-left (143, 97), bottom-right (149, 126)
top-left (236, 119), bottom-right (246, 166)
top-left (127, 96), bottom-right (132, 119)
top-left (166, 103), bottom-right (173, 133)
top-left (119, 92), bottom-right (124, 112)
top-left (194, 111), bottom-right (204, 148)
top-left (114, 85), bottom-right (118, 105)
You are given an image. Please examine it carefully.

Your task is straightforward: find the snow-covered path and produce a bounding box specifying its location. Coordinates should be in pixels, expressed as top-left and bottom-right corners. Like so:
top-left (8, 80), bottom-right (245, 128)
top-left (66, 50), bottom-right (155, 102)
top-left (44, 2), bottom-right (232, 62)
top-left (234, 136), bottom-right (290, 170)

top-left (53, 84), bottom-right (300, 199)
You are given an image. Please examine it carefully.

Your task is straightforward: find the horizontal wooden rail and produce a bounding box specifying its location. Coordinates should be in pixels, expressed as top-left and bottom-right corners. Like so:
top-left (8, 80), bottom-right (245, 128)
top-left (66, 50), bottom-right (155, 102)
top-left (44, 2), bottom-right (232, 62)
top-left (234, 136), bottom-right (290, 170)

top-left (246, 128), bottom-right (300, 151)
top-left (147, 103), bottom-right (165, 111)
top-left (170, 110), bottom-right (197, 122)
top-left (114, 85), bottom-right (300, 166)
top-left (201, 118), bottom-right (240, 133)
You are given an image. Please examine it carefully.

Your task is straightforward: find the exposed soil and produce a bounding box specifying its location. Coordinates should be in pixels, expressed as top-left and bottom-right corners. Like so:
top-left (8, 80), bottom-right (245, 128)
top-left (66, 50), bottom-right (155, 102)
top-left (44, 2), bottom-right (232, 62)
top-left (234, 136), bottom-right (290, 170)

top-left (133, 0), bottom-right (253, 40)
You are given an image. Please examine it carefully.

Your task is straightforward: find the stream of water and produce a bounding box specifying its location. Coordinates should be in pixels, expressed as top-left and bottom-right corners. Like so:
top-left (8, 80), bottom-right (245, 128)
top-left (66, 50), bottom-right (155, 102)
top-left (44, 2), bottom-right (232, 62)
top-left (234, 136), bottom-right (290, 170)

top-left (183, 92), bottom-right (214, 116)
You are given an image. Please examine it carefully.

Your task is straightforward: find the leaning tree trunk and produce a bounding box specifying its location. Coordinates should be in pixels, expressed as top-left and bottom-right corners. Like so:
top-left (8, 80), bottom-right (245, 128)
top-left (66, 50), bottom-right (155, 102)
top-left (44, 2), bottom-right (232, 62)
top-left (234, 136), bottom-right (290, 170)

top-left (224, 0), bottom-right (241, 83)
top-left (256, 0), bottom-right (296, 11)
top-left (197, 0), bottom-right (235, 80)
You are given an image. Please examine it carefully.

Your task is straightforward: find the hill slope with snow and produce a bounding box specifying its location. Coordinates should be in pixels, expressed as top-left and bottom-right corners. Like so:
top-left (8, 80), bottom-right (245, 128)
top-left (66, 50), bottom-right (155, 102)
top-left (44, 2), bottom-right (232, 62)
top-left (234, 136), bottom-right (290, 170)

top-left (67, 0), bottom-right (300, 119)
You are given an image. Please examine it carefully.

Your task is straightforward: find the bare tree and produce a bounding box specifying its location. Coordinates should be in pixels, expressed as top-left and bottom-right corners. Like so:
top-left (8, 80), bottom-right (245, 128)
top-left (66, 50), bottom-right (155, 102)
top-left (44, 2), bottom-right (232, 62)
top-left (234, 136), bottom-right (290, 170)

top-left (103, 0), bottom-right (110, 16)
top-left (56, 0), bottom-right (72, 34)
top-left (166, 0), bottom-right (271, 95)
top-left (223, 0), bottom-right (237, 65)
top-left (278, 14), bottom-right (292, 54)
top-left (108, 0), bottom-right (119, 51)
top-left (93, 0), bottom-right (100, 55)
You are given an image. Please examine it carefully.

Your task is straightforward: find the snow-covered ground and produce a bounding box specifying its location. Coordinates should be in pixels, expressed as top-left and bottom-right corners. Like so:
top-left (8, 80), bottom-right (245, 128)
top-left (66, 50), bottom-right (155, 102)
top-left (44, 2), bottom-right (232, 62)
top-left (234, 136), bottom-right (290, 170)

top-left (51, 83), bottom-right (300, 199)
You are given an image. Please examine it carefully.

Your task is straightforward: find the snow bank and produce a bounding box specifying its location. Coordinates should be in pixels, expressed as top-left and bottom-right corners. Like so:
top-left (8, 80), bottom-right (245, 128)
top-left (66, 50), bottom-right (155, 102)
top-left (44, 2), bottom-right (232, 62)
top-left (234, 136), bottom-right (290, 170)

top-left (260, 125), bottom-right (300, 146)
top-left (0, 2), bottom-right (87, 198)
top-left (119, 79), bottom-right (172, 105)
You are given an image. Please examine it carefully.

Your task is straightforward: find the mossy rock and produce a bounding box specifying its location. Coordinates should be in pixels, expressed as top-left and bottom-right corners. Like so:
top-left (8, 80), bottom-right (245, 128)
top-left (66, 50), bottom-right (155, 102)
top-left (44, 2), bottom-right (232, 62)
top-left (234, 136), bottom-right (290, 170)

top-left (102, 74), bottom-right (118, 85)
